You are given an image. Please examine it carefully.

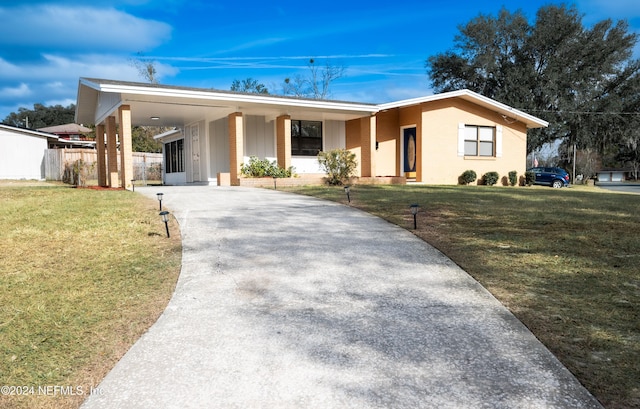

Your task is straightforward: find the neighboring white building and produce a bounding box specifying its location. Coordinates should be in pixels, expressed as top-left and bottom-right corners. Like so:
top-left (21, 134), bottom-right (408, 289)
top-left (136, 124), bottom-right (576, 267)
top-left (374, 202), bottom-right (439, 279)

top-left (0, 124), bottom-right (60, 180)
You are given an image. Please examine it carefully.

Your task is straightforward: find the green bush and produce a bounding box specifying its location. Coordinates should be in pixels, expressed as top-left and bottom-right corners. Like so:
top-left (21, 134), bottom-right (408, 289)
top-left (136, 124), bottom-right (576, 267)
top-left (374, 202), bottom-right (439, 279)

top-left (317, 149), bottom-right (358, 185)
top-left (525, 171), bottom-right (536, 186)
top-left (240, 156), bottom-right (294, 178)
top-left (508, 170), bottom-right (518, 186)
top-left (483, 171), bottom-right (500, 186)
top-left (459, 170), bottom-right (477, 185)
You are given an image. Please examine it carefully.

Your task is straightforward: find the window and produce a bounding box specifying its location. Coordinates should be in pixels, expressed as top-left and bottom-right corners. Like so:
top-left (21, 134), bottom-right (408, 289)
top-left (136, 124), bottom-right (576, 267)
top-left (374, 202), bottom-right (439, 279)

top-left (165, 139), bottom-right (184, 173)
top-left (464, 125), bottom-right (495, 157)
top-left (291, 120), bottom-right (322, 156)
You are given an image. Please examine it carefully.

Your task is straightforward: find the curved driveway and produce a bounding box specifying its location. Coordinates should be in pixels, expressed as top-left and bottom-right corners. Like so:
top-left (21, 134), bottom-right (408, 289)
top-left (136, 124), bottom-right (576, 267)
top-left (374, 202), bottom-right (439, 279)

top-left (82, 186), bottom-right (601, 409)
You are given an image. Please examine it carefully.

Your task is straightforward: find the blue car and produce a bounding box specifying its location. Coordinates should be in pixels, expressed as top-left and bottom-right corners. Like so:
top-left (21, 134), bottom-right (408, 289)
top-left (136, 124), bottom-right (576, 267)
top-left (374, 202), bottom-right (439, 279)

top-left (528, 167), bottom-right (570, 188)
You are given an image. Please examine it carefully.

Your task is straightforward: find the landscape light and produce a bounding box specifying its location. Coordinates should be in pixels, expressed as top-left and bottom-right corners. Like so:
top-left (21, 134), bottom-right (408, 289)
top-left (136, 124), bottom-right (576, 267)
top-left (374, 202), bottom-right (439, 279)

top-left (157, 192), bottom-right (164, 211)
top-left (410, 204), bottom-right (419, 230)
top-left (159, 211), bottom-right (170, 238)
top-left (344, 185), bottom-right (351, 203)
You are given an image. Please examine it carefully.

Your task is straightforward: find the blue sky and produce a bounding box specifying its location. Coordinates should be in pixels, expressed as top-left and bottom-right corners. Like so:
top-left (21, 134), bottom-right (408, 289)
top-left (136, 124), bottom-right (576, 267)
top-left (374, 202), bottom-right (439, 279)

top-left (1, 0), bottom-right (639, 123)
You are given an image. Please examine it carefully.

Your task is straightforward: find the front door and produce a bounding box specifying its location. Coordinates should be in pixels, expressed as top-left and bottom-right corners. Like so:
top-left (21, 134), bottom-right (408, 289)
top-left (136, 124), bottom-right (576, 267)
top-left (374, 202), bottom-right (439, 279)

top-left (191, 124), bottom-right (200, 182)
top-left (403, 127), bottom-right (416, 178)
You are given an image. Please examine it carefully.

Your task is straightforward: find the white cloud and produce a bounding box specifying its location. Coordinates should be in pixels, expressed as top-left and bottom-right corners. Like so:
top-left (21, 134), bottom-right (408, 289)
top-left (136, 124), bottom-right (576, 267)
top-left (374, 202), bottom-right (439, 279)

top-left (0, 53), bottom-right (178, 83)
top-left (44, 98), bottom-right (77, 108)
top-left (1, 83), bottom-right (31, 98)
top-left (0, 5), bottom-right (172, 51)
top-left (0, 58), bottom-right (21, 77)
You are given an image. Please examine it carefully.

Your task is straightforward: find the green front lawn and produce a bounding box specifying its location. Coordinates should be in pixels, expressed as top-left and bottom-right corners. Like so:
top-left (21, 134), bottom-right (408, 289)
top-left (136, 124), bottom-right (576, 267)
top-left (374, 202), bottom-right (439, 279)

top-left (0, 184), bottom-right (181, 409)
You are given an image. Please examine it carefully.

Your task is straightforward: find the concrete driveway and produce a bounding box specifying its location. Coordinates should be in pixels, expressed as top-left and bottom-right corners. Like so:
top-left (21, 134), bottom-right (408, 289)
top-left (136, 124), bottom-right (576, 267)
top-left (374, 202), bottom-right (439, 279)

top-left (81, 186), bottom-right (602, 409)
top-left (596, 182), bottom-right (640, 194)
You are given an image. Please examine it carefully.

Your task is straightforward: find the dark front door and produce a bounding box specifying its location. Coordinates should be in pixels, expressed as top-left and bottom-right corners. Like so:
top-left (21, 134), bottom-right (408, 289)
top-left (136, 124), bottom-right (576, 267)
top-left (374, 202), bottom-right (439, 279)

top-left (403, 127), bottom-right (416, 177)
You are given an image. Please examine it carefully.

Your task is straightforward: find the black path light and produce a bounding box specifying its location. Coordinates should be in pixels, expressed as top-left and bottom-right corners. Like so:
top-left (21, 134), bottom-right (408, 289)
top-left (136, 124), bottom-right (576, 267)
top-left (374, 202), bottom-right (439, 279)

top-left (159, 211), bottom-right (171, 238)
top-left (131, 179), bottom-right (135, 192)
top-left (273, 175), bottom-right (277, 190)
top-left (410, 203), bottom-right (419, 230)
top-left (157, 192), bottom-right (164, 211)
top-left (344, 185), bottom-right (351, 203)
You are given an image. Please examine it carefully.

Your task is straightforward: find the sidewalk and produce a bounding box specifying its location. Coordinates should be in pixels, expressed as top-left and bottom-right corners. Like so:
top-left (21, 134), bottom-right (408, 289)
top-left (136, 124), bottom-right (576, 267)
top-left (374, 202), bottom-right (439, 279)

top-left (81, 185), bottom-right (602, 409)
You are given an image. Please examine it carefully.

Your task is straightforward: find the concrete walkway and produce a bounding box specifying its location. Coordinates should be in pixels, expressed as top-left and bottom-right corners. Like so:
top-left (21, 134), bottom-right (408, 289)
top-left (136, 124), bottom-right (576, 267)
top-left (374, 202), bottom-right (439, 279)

top-left (81, 186), bottom-right (602, 409)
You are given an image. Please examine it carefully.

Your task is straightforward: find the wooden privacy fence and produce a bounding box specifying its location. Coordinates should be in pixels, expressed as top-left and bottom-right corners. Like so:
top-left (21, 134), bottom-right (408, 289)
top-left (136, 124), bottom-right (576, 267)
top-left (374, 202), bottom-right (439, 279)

top-left (44, 149), bottom-right (163, 184)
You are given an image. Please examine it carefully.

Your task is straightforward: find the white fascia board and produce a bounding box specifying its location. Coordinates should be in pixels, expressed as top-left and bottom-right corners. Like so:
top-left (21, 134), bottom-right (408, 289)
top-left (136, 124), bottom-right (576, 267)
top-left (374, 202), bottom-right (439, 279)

top-left (89, 80), bottom-right (379, 114)
top-left (378, 89), bottom-right (549, 129)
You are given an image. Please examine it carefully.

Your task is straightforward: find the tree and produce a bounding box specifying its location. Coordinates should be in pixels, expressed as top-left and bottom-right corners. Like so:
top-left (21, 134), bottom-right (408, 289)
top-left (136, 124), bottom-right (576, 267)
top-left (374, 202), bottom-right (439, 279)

top-left (281, 58), bottom-right (345, 99)
top-left (230, 78), bottom-right (269, 94)
top-left (426, 5), bottom-right (640, 156)
top-left (131, 52), bottom-right (158, 84)
top-left (3, 103), bottom-right (76, 129)
top-left (131, 126), bottom-right (163, 153)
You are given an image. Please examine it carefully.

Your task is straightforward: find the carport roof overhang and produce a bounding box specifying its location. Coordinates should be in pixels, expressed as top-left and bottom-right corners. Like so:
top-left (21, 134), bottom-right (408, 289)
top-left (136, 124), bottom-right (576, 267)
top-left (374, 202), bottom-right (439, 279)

top-left (75, 78), bottom-right (380, 127)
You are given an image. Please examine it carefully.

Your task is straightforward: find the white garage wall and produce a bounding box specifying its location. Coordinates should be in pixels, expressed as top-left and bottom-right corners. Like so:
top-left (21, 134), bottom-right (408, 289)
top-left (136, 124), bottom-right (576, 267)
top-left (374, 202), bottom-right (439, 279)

top-left (0, 129), bottom-right (47, 179)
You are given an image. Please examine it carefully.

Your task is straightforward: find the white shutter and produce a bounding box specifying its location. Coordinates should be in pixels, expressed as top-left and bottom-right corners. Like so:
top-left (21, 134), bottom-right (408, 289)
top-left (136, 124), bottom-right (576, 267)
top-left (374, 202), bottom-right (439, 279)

top-left (457, 123), bottom-right (465, 156)
top-left (496, 125), bottom-right (503, 157)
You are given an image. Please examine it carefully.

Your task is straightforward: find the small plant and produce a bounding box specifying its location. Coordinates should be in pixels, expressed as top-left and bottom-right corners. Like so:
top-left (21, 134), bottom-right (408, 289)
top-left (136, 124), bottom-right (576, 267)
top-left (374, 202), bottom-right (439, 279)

top-left (508, 170), bottom-right (518, 186)
top-left (525, 171), bottom-right (536, 186)
top-left (483, 171), bottom-right (499, 186)
top-left (64, 159), bottom-right (95, 187)
top-left (459, 170), bottom-right (477, 185)
top-left (241, 156), bottom-right (294, 178)
top-left (240, 156), bottom-right (271, 177)
top-left (318, 149), bottom-right (358, 185)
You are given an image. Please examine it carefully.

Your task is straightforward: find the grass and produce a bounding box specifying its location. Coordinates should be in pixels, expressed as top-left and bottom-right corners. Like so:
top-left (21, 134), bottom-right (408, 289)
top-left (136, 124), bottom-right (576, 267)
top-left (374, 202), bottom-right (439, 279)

top-left (0, 183), bottom-right (181, 409)
top-left (284, 183), bottom-right (640, 409)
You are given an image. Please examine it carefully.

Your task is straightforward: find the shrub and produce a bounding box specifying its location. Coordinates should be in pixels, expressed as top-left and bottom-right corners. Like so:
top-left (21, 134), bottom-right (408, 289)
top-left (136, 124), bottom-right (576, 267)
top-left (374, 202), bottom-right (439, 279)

top-left (508, 171), bottom-right (518, 186)
top-left (317, 149), bottom-right (358, 185)
top-left (459, 170), bottom-right (477, 185)
top-left (240, 156), bottom-right (294, 178)
top-left (524, 171), bottom-right (536, 186)
top-left (483, 171), bottom-right (500, 186)
top-left (64, 159), bottom-right (95, 187)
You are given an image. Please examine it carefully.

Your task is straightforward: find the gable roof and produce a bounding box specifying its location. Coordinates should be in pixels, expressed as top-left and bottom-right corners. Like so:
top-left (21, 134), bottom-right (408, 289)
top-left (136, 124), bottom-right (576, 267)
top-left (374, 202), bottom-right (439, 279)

top-left (38, 123), bottom-right (92, 134)
top-left (378, 89), bottom-right (549, 129)
top-left (75, 78), bottom-right (548, 129)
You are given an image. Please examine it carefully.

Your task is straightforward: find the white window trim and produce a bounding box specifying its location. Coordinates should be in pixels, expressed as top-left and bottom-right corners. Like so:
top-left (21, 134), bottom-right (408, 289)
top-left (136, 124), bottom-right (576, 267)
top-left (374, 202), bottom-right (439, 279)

top-left (459, 123), bottom-right (502, 158)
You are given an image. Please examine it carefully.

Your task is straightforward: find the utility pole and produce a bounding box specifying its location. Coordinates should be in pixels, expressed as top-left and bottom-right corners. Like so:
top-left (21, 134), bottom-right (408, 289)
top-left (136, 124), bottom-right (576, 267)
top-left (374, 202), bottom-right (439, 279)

top-left (571, 143), bottom-right (576, 184)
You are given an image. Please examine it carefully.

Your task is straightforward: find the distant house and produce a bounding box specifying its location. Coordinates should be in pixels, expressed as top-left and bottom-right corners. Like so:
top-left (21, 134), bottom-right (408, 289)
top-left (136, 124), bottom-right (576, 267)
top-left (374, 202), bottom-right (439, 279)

top-left (0, 124), bottom-right (60, 179)
top-left (596, 168), bottom-right (628, 182)
top-left (38, 123), bottom-right (95, 148)
top-left (75, 78), bottom-right (548, 189)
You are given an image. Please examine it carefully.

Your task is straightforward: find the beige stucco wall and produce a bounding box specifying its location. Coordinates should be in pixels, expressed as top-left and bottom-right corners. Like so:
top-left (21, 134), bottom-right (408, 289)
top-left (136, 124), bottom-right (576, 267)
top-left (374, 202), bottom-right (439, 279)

top-left (375, 109), bottom-right (399, 177)
top-left (346, 119), bottom-right (363, 177)
top-left (420, 99), bottom-right (527, 185)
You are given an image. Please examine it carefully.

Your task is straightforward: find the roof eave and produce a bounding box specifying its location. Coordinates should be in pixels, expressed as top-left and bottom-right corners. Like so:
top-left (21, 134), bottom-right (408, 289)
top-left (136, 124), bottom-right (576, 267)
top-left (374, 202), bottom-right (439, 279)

top-left (377, 89), bottom-right (549, 129)
top-left (79, 78), bottom-right (379, 115)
